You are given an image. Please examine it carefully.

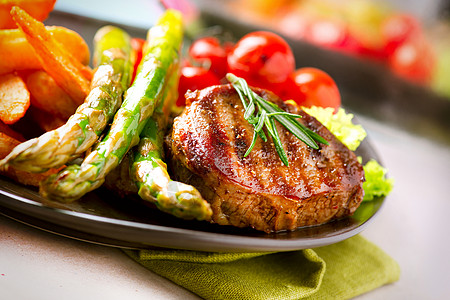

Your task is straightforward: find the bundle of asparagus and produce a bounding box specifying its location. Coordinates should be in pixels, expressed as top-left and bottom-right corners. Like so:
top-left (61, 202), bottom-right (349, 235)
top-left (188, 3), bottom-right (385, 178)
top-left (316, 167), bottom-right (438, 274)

top-left (132, 72), bottom-right (211, 221)
top-left (0, 25), bottom-right (134, 172)
top-left (1, 10), bottom-right (212, 222)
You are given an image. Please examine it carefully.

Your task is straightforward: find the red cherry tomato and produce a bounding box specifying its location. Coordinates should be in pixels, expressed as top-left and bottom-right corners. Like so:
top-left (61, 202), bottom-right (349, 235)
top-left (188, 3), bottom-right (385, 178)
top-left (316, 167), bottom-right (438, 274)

top-left (188, 37), bottom-right (228, 79)
top-left (288, 67), bottom-right (341, 111)
top-left (381, 14), bottom-right (421, 55)
top-left (227, 31), bottom-right (295, 84)
top-left (281, 12), bottom-right (310, 38)
top-left (388, 37), bottom-right (435, 85)
top-left (306, 19), bottom-right (346, 50)
top-left (130, 37), bottom-right (146, 84)
top-left (176, 66), bottom-right (221, 106)
top-left (305, 19), bottom-right (365, 56)
top-left (271, 75), bottom-right (305, 103)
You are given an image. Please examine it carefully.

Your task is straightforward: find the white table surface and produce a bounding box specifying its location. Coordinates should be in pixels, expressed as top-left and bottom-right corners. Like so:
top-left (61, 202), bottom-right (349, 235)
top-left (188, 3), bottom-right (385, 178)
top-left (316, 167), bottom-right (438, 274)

top-left (1, 116), bottom-right (449, 300)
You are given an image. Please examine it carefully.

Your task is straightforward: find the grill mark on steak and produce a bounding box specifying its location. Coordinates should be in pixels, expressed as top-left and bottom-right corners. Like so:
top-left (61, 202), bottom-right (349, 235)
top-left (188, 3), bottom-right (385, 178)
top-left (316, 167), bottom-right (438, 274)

top-left (209, 90), bottom-right (272, 193)
top-left (209, 92), bottom-right (250, 183)
top-left (279, 120), bottom-right (310, 197)
top-left (170, 84), bottom-right (365, 232)
top-left (285, 132), bottom-right (312, 195)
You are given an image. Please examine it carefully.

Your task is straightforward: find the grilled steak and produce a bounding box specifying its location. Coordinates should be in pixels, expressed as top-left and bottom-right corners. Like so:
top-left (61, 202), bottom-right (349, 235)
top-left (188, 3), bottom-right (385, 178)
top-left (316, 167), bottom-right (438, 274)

top-left (168, 84), bottom-right (365, 232)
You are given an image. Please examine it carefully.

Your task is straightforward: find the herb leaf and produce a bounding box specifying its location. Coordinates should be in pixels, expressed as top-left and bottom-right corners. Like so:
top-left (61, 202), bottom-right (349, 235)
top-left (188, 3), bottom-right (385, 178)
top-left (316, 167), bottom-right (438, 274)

top-left (226, 73), bottom-right (328, 166)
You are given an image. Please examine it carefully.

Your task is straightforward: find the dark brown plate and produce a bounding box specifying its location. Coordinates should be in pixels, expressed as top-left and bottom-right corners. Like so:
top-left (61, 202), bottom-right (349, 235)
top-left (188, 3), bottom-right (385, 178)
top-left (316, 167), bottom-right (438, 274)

top-left (0, 134), bottom-right (385, 252)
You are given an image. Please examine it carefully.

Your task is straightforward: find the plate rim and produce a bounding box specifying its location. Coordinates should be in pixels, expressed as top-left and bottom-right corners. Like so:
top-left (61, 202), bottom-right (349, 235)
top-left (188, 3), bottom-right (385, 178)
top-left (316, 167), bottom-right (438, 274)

top-left (0, 140), bottom-right (386, 253)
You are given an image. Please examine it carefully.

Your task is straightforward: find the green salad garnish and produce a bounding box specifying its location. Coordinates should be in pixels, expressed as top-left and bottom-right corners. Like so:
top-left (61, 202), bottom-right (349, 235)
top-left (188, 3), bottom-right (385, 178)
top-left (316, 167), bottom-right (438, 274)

top-left (361, 159), bottom-right (394, 201)
top-left (302, 106), bottom-right (367, 151)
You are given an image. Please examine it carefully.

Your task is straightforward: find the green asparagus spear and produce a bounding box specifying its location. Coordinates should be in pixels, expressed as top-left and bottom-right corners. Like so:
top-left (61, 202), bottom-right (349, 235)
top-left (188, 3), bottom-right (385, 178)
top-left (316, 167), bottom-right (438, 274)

top-left (132, 72), bottom-right (212, 221)
top-left (0, 26), bottom-right (133, 173)
top-left (40, 10), bottom-right (184, 202)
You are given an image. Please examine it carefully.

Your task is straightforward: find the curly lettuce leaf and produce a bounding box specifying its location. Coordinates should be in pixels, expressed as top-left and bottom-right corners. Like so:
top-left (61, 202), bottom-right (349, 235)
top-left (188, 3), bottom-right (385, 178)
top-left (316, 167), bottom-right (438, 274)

top-left (361, 158), bottom-right (394, 201)
top-left (302, 106), bottom-right (367, 151)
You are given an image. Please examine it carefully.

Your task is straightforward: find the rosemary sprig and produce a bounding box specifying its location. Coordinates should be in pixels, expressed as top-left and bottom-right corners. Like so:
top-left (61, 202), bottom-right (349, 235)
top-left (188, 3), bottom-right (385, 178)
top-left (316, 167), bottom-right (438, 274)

top-left (226, 73), bottom-right (328, 166)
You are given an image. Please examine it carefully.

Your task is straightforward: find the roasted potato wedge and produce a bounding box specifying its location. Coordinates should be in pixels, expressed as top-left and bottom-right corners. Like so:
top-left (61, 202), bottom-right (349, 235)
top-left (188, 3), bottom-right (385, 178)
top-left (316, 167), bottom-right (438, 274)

top-left (0, 0), bottom-right (56, 29)
top-left (29, 107), bottom-right (66, 132)
top-left (0, 25), bottom-right (90, 75)
top-left (11, 6), bottom-right (92, 104)
top-left (26, 70), bottom-right (79, 119)
top-left (0, 73), bottom-right (30, 124)
top-left (0, 131), bottom-right (20, 158)
top-left (0, 119), bottom-right (24, 141)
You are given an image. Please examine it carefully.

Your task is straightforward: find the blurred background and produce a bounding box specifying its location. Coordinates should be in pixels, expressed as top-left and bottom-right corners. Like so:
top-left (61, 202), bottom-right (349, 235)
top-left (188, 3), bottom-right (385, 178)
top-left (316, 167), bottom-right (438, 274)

top-left (193, 0), bottom-right (450, 145)
top-left (52, 0), bottom-right (450, 144)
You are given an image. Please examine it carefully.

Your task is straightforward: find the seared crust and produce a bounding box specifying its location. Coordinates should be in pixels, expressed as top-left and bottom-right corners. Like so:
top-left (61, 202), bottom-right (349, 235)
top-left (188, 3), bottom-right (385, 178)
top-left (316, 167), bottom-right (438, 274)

top-left (169, 84), bottom-right (364, 232)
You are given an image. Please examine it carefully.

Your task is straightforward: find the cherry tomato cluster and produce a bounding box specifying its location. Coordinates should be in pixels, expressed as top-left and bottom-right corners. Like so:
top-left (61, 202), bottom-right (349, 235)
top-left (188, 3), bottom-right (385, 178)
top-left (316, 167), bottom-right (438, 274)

top-left (130, 37), bottom-right (145, 84)
top-left (381, 14), bottom-right (435, 84)
top-left (279, 12), bottom-right (435, 85)
top-left (178, 31), bottom-right (341, 111)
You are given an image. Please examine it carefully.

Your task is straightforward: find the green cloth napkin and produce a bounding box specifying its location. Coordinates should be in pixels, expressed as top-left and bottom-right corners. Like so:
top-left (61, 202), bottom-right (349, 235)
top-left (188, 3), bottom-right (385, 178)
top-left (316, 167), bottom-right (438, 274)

top-left (125, 235), bottom-right (400, 300)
